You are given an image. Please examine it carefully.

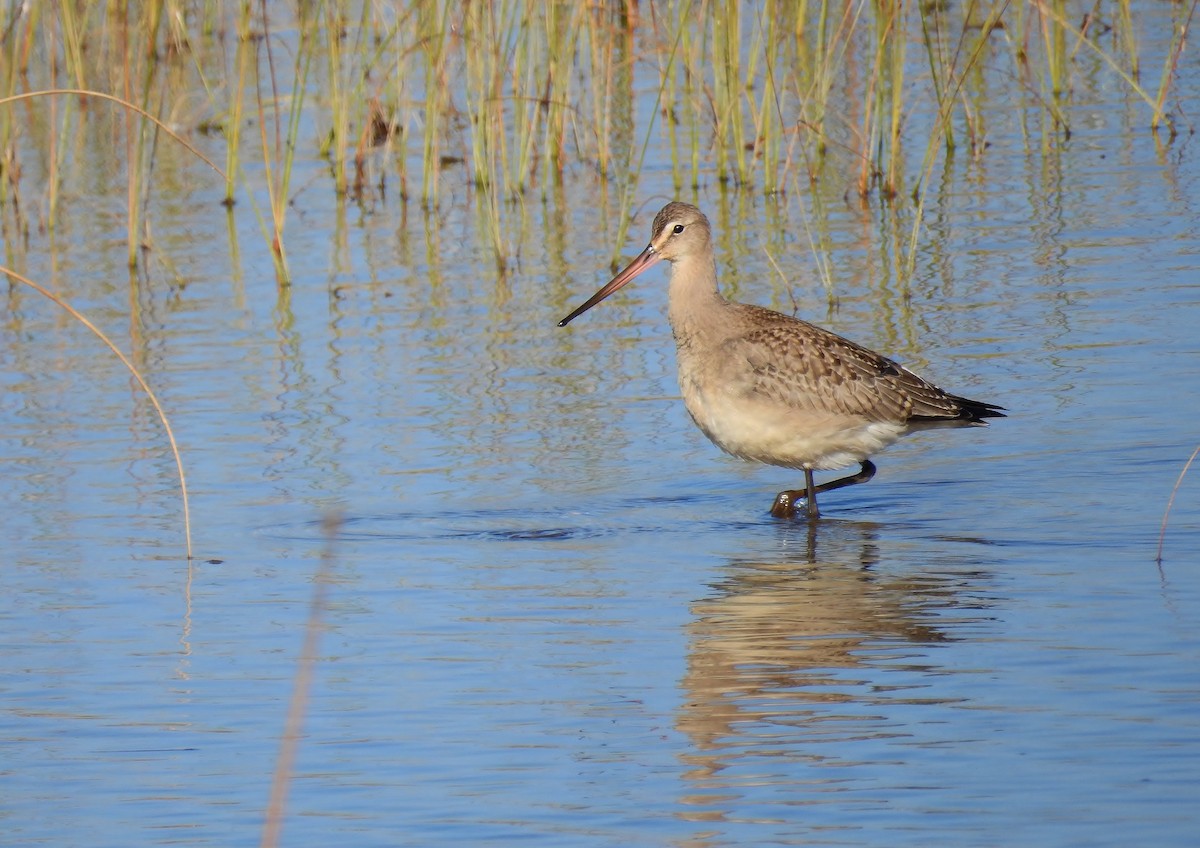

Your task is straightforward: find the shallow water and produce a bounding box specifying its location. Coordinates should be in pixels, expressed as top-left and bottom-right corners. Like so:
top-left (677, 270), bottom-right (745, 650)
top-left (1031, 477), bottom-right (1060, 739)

top-left (5, 15), bottom-right (1200, 848)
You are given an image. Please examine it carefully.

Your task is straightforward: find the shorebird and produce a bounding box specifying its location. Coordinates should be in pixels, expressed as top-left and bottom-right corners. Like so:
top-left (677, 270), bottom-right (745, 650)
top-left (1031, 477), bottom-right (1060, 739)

top-left (558, 202), bottom-right (1004, 519)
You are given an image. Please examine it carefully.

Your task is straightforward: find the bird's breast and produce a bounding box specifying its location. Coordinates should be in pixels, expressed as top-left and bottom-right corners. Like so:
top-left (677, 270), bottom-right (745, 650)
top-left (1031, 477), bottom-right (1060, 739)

top-left (675, 347), bottom-right (906, 471)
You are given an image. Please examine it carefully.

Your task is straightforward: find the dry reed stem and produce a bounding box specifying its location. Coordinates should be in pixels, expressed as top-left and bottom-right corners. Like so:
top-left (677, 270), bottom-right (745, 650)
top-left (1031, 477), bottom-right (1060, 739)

top-left (2, 266), bottom-right (194, 561)
top-left (1156, 444), bottom-right (1200, 564)
top-left (1032, 0), bottom-right (1167, 122)
top-left (4, 2), bottom-right (1188, 221)
top-left (0, 89), bottom-right (225, 178)
top-left (1152, 0), bottom-right (1197, 133)
top-left (252, 0), bottom-right (305, 281)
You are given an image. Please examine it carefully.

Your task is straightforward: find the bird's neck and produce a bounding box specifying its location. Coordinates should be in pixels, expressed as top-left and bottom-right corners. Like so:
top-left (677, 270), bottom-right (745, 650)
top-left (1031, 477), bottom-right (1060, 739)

top-left (667, 254), bottom-right (727, 341)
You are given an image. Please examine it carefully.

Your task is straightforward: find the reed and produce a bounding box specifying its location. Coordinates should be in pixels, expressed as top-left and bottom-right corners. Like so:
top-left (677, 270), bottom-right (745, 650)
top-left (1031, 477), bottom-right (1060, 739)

top-left (126, 3), bottom-right (170, 267)
top-left (224, 4), bottom-right (254, 207)
top-left (902, 1), bottom-right (1006, 280)
top-left (321, 1), bottom-right (351, 196)
top-left (800, 0), bottom-right (837, 163)
top-left (365, 12), bottom-right (414, 201)
top-left (2, 0), bottom-right (1191, 262)
top-left (1041, 0), bottom-right (1070, 100)
top-left (510, 2), bottom-right (539, 195)
top-left (460, 0), bottom-right (514, 269)
top-left (883, 0), bottom-right (906, 199)
top-left (0, 13), bottom-right (24, 243)
top-left (608, 2), bottom-right (689, 266)
top-left (1157, 443), bottom-right (1200, 564)
top-left (583, 5), bottom-right (617, 180)
top-left (660, 14), bottom-right (686, 191)
top-left (1115, 0), bottom-right (1139, 82)
top-left (754, 0), bottom-right (786, 195)
top-left (3, 266), bottom-right (194, 561)
top-left (1152, 0), bottom-right (1197, 134)
top-left (710, 0), bottom-right (744, 186)
top-left (252, 0), bottom-right (315, 282)
top-left (325, 2), bottom-right (398, 200)
top-left (416, 0), bottom-right (453, 207)
top-left (919, 2), bottom-right (954, 153)
top-left (858, 0), bottom-right (907, 199)
top-left (1, 90), bottom-right (220, 180)
top-left (541, 2), bottom-right (584, 183)
top-left (0, 84), bottom-right (220, 561)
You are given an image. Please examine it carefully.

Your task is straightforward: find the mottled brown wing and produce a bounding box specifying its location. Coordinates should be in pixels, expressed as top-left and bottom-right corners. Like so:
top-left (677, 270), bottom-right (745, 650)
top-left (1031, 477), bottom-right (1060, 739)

top-left (715, 307), bottom-right (983, 424)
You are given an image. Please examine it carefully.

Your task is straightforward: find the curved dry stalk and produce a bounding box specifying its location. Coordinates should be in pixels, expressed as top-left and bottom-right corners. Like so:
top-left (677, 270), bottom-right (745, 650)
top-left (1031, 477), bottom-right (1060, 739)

top-left (3, 266), bottom-right (193, 561)
top-left (1156, 443), bottom-right (1200, 564)
top-left (0, 89), bottom-right (225, 180)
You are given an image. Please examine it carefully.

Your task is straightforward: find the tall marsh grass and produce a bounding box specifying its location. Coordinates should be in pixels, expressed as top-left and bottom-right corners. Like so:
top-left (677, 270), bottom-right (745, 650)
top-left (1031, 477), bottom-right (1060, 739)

top-left (1, 1), bottom-right (1192, 243)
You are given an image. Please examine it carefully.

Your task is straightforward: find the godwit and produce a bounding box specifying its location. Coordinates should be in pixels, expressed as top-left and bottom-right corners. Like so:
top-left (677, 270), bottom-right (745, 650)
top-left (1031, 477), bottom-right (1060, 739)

top-left (558, 202), bottom-right (1004, 519)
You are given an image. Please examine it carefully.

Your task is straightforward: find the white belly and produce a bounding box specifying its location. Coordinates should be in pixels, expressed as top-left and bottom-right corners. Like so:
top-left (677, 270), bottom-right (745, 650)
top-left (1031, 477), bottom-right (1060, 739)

top-left (680, 377), bottom-right (907, 471)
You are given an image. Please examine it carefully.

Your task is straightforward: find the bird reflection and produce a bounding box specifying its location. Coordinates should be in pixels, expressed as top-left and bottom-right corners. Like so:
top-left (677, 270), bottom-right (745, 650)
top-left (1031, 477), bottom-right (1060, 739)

top-left (676, 520), bottom-right (990, 797)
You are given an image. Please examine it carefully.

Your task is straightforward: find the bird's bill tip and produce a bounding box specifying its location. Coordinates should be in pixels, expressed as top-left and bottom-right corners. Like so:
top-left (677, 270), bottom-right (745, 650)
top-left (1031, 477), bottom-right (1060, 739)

top-left (557, 245), bottom-right (662, 327)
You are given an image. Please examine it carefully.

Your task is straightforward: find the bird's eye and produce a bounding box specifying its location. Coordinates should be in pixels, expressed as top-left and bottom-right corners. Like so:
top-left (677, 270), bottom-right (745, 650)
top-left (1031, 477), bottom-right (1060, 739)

top-left (672, 224), bottom-right (684, 234)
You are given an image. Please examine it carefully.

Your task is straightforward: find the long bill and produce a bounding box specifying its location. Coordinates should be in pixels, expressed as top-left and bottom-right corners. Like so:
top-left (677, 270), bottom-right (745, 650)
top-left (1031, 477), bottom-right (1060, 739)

top-left (557, 244), bottom-right (662, 327)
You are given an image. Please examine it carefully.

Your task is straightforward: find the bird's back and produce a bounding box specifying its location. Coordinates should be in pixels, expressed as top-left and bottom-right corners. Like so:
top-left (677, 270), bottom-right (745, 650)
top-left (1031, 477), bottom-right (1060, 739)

top-left (673, 300), bottom-right (1003, 470)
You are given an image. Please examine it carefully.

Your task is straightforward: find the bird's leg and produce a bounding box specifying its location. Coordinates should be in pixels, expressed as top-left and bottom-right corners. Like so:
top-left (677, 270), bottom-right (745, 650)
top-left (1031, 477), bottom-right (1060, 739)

top-left (770, 461), bottom-right (877, 520)
top-left (812, 460), bottom-right (877, 495)
top-left (805, 468), bottom-right (819, 519)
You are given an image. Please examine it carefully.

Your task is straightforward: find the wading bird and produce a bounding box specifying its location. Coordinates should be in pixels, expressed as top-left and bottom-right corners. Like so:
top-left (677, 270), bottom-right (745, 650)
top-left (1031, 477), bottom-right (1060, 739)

top-left (558, 202), bottom-right (1004, 519)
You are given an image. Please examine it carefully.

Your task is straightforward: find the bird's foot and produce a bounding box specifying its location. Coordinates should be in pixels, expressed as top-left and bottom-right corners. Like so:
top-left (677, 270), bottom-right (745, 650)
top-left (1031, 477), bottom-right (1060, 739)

top-left (770, 490), bottom-right (811, 519)
top-left (771, 489), bottom-right (820, 520)
top-left (770, 490), bottom-right (796, 518)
